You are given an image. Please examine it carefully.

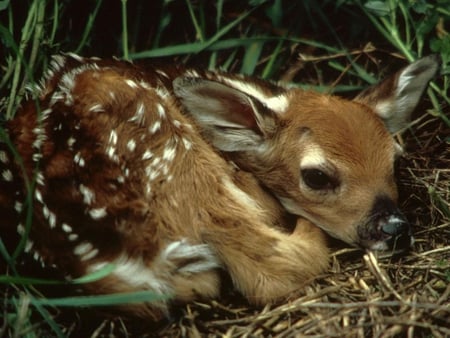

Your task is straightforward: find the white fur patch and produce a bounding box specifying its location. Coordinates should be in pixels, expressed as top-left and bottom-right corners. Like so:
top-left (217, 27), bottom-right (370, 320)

top-left (265, 94), bottom-right (289, 113)
top-left (127, 139), bottom-right (136, 152)
top-left (89, 207), bottom-right (107, 220)
top-left (74, 242), bottom-right (94, 256)
top-left (87, 240), bottom-right (220, 298)
top-left (219, 77), bottom-right (269, 103)
top-left (79, 184), bottom-right (95, 205)
top-left (222, 177), bottom-right (261, 213)
top-left (300, 145), bottom-right (327, 168)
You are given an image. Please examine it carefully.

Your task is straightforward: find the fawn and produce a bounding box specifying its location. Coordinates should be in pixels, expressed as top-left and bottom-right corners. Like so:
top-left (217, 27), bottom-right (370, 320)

top-left (0, 54), bottom-right (439, 319)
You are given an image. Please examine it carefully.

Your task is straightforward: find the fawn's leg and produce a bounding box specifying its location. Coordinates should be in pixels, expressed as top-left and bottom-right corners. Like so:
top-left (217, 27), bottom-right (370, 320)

top-left (203, 217), bottom-right (329, 305)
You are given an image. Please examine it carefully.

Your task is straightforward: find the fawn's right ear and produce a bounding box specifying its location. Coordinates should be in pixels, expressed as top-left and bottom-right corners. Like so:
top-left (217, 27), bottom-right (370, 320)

top-left (173, 76), bottom-right (282, 152)
top-left (355, 55), bottom-right (441, 134)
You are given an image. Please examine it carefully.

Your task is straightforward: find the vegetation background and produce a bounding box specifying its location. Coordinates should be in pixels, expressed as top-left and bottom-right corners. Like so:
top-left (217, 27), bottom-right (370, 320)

top-left (1, 0), bottom-right (449, 337)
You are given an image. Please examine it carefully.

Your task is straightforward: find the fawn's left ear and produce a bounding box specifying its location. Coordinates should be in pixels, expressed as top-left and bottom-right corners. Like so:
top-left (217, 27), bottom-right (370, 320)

top-left (173, 76), bottom-right (281, 152)
top-left (355, 55), bottom-right (441, 133)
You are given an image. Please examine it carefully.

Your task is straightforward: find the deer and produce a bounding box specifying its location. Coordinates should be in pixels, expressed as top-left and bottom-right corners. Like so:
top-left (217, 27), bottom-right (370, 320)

top-left (0, 53), bottom-right (439, 319)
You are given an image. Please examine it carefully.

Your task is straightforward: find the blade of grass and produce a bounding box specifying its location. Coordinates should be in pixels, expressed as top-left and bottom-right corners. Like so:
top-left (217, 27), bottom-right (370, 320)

top-left (121, 0), bottom-right (129, 60)
top-left (185, 0), bottom-right (204, 42)
top-left (5, 0), bottom-right (37, 119)
top-left (30, 290), bottom-right (170, 307)
top-left (261, 38), bottom-right (283, 79)
top-left (74, 0), bottom-right (103, 54)
top-left (0, 264), bottom-right (116, 285)
top-left (130, 36), bottom-right (341, 59)
top-left (240, 40), bottom-right (264, 75)
top-left (31, 300), bottom-right (65, 338)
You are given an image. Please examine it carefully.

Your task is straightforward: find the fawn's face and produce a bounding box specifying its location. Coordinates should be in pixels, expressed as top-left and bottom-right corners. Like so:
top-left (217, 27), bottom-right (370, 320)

top-left (258, 91), bottom-right (406, 249)
top-left (175, 55), bottom-right (440, 251)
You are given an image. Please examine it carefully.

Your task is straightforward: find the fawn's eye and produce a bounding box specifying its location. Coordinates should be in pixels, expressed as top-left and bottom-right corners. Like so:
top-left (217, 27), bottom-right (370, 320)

top-left (301, 168), bottom-right (337, 190)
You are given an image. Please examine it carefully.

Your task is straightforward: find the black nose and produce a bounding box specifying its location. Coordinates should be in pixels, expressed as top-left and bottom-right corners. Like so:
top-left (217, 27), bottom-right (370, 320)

top-left (378, 213), bottom-right (412, 250)
top-left (359, 195), bottom-right (413, 251)
top-left (380, 214), bottom-right (409, 236)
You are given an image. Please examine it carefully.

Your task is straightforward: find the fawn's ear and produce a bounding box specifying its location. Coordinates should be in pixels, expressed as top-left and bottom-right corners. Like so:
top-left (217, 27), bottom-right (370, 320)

top-left (173, 77), bottom-right (281, 152)
top-left (355, 55), bottom-right (441, 133)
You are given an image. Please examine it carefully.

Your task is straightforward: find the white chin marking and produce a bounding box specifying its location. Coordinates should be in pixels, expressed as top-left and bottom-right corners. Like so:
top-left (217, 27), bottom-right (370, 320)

top-left (276, 196), bottom-right (304, 216)
top-left (369, 241), bottom-right (389, 251)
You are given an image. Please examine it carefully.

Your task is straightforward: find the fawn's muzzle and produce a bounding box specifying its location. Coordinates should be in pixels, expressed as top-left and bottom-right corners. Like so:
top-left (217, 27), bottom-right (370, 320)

top-left (358, 196), bottom-right (413, 251)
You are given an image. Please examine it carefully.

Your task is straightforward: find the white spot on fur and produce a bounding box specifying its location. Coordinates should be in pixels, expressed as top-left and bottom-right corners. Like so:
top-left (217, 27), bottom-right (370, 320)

top-left (68, 233), bottom-right (79, 241)
top-left (156, 104), bottom-right (166, 119)
top-left (33, 251), bottom-right (41, 262)
top-left (142, 150), bottom-right (153, 160)
top-left (79, 184), bottom-right (95, 204)
top-left (42, 205), bottom-right (50, 218)
top-left (129, 102), bottom-right (146, 124)
top-left (32, 153), bottom-right (43, 162)
top-left (127, 139), bottom-right (136, 152)
top-left (81, 248), bottom-right (99, 261)
top-left (89, 207), bottom-right (107, 220)
top-left (173, 120), bottom-right (181, 128)
top-left (2, 169), bottom-right (13, 182)
top-left (48, 211), bottom-right (57, 228)
top-left (74, 242), bottom-right (94, 256)
top-left (185, 69), bottom-right (200, 78)
top-left (0, 151), bottom-right (8, 163)
top-left (17, 223), bottom-right (25, 235)
top-left (156, 69), bottom-right (169, 78)
top-left (24, 240), bottom-right (34, 253)
top-left (35, 189), bottom-right (43, 203)
top-left (182, 138), bottom-right (192, 150)
top-left (66, 53), bottom-right (85, 62)
top-left (67, 137), bottom-right (76, 148)
top-left (62, 223), bottom-right (73, 233)
top-left (151, 157), bottom-right (161, 167)
top-left (149, 120), bottom-right (161, 134)
top-left (125, 79), bottom-right (138, 88)
top-left (139, 81), bottom-right (151, 89)
top-left (74, 152), bottom-right (85, 167)
top-left (89, 104), bottom-right (104, 113)
top-left (36, 171), bottom-right (45, 186)
top-left (146, 166), bottom-right (160, 181)
top-left (155, 87), bottom-right (169, 99)
top-left (14, 201), bottom-right (23, 213)
top-left (106, 146), bottom-right (117, 161)
top-left (162, 146), bottom-right (176, 162)
top-left (109, 130), bottom-right (118, 145)
top-left (49, 92), bottom-right (65, 106)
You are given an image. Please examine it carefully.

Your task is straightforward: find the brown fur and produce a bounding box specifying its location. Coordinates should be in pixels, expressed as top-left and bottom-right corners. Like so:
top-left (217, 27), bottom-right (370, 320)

top-left (0, 54), bottom-right (439, 319)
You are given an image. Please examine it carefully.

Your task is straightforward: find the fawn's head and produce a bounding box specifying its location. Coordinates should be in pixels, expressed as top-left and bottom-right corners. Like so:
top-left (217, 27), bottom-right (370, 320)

top-left (174, 55), bottom-right (440, 251)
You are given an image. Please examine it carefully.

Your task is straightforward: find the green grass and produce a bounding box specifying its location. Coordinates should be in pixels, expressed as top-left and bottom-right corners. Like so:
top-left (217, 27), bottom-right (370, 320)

top-left (1, 0), bottom-right (449, 336)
